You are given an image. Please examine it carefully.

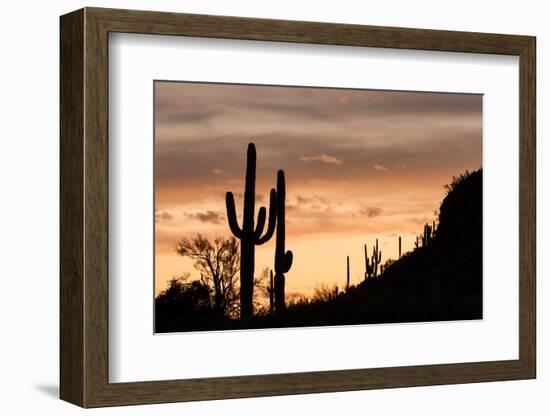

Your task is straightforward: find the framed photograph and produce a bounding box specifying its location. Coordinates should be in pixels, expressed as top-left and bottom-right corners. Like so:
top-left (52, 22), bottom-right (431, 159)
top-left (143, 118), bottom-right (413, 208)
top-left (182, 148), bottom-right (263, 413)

top-left (60, 7), bottom-right (536, 408)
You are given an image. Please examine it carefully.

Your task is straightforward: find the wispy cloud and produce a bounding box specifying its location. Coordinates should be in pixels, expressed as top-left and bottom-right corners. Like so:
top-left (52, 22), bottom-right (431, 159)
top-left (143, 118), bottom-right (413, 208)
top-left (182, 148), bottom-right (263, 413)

top-left (154, 81), bottom-right (482, 294)
top-left (373, 164), bottom-right (389, 172)
top-left (359, 206), bottom-right (383, 218)
top-left (155, 211), bottom-right (173, 222)
top-left (300, 154), bottom-right (343, 165)
top-left (186, 210), bottom-right (225, 224)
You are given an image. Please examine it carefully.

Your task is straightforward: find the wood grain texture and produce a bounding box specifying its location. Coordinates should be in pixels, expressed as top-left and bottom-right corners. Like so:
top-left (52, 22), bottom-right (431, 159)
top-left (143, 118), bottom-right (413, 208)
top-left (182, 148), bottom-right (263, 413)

top-left (59, 8), bottom-right (84, 407)
top-left (518, 38), bottom-right (536, 376)
top-left (59, 7), bottom-right (537, 408)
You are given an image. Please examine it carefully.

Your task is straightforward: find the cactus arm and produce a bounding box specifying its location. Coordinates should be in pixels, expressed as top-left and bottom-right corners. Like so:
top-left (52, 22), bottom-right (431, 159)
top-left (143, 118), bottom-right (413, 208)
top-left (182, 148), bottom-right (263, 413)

top-left (225, 191), bottom-right (245, 239)
top-left (282, 250), bottom-right (293, 273)
top-left (254, 207), bottom-right (266, 238)
top-left (256, 188), bottom-right (277, 245)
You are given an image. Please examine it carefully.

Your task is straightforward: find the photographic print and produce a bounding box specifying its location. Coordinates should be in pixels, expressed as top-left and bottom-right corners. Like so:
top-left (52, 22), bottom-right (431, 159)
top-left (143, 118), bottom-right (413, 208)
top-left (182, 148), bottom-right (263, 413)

top-left (154, 81), bottom-right (482, 333)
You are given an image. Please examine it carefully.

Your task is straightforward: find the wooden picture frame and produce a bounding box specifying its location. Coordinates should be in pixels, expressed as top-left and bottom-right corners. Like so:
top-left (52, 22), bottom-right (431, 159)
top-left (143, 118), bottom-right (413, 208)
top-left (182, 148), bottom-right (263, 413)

top-left (60, 7), bottom-right (536, 408)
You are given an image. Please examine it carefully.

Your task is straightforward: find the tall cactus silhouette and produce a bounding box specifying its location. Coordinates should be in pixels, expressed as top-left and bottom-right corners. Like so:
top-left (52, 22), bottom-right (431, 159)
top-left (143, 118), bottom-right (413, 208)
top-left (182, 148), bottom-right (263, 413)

top-left (226, 143), bottom-right (277, 319)
top-left (273, 170), bottom-right (293, 314)
top-left (346, 256), bottom-right (350, 290)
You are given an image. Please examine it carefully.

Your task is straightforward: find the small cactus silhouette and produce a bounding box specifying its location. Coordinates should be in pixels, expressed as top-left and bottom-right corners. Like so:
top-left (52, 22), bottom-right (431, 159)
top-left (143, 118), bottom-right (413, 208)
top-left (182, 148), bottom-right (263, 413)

top-left (372, 239), bottom-right (382, 278)
top-left (267, 270), bottom-right (275, 314)
top-left (398, 236), bottom-right (402, 259)
top-left (273, 170), bottom-right (292, 314)
top-left (423, 223), bottom-right (433, 247)
top-left (226, 143), bottom-right (277, 319)
top-left (364, 240), bottom-right (382, 279)
top-left (364, 244), bottom-right (374, 280)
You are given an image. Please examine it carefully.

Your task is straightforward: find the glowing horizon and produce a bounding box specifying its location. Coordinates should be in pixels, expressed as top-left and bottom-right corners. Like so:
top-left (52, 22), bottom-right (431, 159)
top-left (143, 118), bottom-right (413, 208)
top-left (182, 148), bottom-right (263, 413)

top-left (154, 81), bottom-right (482, 297)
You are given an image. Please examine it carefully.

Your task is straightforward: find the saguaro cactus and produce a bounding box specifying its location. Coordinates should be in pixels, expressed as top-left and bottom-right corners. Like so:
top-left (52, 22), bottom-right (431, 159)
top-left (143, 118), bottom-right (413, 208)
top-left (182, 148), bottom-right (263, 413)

top-left (273, 170), bottom-right (293, 314)
top-left (423, 223), bottom-right (433, 247)
top-left (346, 256), bottom-right (350, 290)
top-left (372, 239), bottom-right (382, 278)
top-left (364, 244), bottom-right (374, 280)
top-left (398, 236), bottom-right (402, 259)
top-left (226, 143), bottom-right (277, 319)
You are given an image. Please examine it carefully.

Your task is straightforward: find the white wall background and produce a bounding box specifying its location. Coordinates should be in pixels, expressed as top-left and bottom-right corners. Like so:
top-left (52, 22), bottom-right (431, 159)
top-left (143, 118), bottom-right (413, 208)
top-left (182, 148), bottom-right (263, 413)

top-left (0, 0), bottom-right (545, 414)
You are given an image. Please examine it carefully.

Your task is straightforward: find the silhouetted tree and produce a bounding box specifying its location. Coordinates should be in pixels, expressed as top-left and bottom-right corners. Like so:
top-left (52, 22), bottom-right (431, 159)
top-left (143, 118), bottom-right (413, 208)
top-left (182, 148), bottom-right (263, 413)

top-left (226, 143), bottom-right (277, 319)
top-left (175, 234), bottom-right (240, 317)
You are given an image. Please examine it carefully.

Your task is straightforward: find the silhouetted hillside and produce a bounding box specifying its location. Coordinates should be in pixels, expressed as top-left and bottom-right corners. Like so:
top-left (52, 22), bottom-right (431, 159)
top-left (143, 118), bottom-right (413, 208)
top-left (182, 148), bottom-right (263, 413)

top-left (156, 169), bottom-right (483, 332)
top-left (438, 169), bottom-right (482, 249)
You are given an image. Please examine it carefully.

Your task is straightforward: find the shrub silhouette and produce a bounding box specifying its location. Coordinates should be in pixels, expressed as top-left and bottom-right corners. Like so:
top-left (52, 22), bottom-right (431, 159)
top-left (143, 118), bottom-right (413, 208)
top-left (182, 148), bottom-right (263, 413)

top-left (155, 277), bottom-right (214, 332)
top-left (225, 143), bottom-right (277, 318)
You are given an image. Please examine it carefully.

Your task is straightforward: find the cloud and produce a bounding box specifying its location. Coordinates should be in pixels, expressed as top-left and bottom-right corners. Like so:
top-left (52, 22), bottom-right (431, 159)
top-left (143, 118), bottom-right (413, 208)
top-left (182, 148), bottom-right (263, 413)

top-left (300, 154), bottom-right (343, 165)
top-left (155, 211), bottom-right (173, 222)
top-left (373, 164), bottom-right (389, 172)
top-left (211, 168), bottom-right (226, 175)
top-left (295, 195), bottom-right (331, 207)
top-left (296, 195), bottom-right (312, 204)
top-left (359, 206), bottom-right (383, 218)
top-left (223, 192), bottom-right (265, 203)
top-left (186, 210), bottom-right (225, 224)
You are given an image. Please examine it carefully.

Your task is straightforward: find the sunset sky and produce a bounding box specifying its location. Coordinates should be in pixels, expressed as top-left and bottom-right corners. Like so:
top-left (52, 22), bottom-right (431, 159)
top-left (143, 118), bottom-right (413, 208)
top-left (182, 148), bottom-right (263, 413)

top-left (154, 81), bottom-right (482, 298)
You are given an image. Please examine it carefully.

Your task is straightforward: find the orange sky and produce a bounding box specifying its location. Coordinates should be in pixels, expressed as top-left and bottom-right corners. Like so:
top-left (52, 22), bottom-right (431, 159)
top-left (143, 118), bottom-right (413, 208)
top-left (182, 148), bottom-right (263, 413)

top-left (154, 81), bottom-right (482, 297)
